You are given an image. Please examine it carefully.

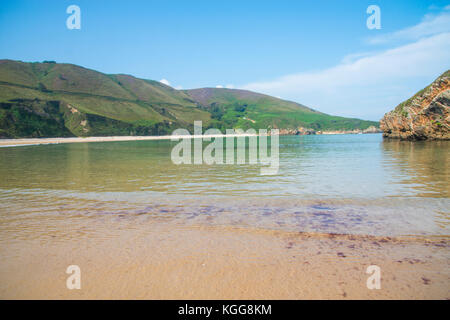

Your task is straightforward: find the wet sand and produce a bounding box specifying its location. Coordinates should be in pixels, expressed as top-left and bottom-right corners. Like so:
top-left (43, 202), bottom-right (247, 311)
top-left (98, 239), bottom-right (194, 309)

top-left (0, 217), bottom-right (448, 299)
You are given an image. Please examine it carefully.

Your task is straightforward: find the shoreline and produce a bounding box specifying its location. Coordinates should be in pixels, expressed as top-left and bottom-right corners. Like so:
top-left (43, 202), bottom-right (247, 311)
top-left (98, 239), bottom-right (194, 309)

top-left (0, 132), bottom-right (382, 147)
top-left (0, 132), bottom-right (448, 299)
top-left (0, 134), bottom-right (258, 147)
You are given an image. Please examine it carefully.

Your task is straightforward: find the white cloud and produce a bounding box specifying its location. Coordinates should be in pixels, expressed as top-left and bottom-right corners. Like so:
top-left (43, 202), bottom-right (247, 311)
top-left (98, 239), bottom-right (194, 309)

top-left (340, 51), bottom-right (380, 64)
top-left (159, 78), bottom-right (171, 86)
top-left (367, 11), bottom-right (450, 45)
top-left (242, 32), bottom-right (450, 120)
top-left (215, 84), bottom-right (234, 89)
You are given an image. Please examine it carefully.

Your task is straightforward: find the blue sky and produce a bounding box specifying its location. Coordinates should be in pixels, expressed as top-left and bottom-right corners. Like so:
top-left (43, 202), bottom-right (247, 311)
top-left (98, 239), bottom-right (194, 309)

top-left (1, 0), bottom-right (449, 120)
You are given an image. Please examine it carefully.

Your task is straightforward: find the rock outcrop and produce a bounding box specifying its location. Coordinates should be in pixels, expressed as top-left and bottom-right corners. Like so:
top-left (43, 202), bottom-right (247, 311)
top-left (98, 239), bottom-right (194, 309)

top-left (279, 127), bottom-right (316, 135)
top-left (362, 125), bottom-right (382, 134)
top-left (278, 126), bottom-right (382, 136)
top-left (380, 70), bottom-right (450, 140)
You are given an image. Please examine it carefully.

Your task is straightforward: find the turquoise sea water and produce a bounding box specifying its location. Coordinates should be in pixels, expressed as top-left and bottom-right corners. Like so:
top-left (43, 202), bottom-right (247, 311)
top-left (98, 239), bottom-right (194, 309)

top-left (0, 134), bottom-right (448, 238)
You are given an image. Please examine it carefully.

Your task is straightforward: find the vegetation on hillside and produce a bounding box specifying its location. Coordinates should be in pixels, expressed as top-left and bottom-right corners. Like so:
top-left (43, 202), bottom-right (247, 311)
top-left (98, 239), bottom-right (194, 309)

top-left (0, 59), bottom-right (378, 138)
top-left (185, 88), bottom-right (377, 131)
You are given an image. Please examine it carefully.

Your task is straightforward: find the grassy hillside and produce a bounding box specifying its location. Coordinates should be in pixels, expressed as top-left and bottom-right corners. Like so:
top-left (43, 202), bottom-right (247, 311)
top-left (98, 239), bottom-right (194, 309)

top-left (0, 59), bottom-right (210, 138)
top-left (185, 88), bottom-right (377, 131)
top-left (0, 59), bottom-right (378, 138)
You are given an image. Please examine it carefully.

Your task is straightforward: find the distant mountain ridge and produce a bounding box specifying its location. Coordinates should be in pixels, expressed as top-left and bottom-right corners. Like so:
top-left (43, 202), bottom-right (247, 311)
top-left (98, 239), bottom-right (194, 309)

top-left (0, 59), bottom-right (378, 138)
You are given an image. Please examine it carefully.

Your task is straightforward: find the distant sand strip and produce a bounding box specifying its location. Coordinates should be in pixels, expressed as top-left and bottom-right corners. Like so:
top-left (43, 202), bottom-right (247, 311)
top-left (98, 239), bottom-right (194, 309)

top-left (0, 133), bottom-right (259, 147)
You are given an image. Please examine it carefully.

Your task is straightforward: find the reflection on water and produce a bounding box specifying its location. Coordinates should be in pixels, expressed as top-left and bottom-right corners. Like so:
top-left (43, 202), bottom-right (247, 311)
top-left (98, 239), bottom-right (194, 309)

top-left (381, 139), bottom-right (449, 198)
top-left (0, 134), bottom-right (448, 238)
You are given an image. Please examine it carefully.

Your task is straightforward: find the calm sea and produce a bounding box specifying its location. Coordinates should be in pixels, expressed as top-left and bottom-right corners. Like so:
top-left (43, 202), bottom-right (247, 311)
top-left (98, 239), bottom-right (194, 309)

top-left (0, 134), bottom-right (448, 238)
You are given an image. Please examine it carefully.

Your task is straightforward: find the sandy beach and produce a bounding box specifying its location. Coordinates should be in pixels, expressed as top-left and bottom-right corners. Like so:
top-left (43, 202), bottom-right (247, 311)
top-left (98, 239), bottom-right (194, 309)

top-left (0, 134), bottom-right (448, 300)
top-left (1, 0), bottom-right (449, 304)
top-left (0, 134), bottom-right (262, 147)
top-left (0, 215), bottom-right (448, 299)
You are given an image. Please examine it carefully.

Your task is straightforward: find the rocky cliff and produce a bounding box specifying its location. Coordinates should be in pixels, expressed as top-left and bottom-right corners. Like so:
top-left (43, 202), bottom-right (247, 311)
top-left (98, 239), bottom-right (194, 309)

top-left (380, 70), bottom-right (450, 140)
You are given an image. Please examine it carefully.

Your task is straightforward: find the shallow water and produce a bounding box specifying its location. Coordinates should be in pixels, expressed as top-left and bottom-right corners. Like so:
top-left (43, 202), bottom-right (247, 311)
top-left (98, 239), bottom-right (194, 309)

top-left (0, 134), bottom-right (448, 238)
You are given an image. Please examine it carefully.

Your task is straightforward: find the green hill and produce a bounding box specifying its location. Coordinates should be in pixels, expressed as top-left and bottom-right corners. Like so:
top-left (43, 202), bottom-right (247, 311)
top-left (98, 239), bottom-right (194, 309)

top-left (184, 88), bottom-right (377, 132)
top-left (0, 59), bottom-right (378, 138)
